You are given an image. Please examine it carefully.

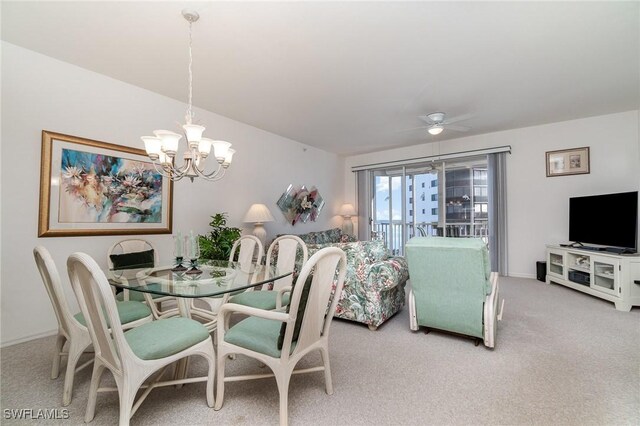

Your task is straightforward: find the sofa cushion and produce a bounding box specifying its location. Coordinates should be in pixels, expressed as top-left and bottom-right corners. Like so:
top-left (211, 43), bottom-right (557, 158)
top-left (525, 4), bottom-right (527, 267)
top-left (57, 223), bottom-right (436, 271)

top-left (307, 240), bottom-right (389, 265)
top-left (286, 228), bottom-right (354, 245)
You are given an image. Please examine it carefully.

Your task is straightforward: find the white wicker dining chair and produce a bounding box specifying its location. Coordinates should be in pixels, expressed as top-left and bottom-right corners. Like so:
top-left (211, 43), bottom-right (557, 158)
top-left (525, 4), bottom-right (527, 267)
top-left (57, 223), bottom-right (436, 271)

top-left (108, 239), bottom-right (178, 319)
top-left (67, 252), bottom-right (215, 426)
top-left (214, 247), bottom-right (347, 426)
top-left (33, 246), bottom-right (152, 407)
top-left (228, 235), bottom-right (308, 311)
top-left (189, 235), bottom-right (264, 331)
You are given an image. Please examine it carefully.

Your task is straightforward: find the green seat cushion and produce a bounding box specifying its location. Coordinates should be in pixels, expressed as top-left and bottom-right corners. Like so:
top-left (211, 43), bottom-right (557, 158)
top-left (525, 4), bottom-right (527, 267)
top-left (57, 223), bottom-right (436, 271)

top-left (125, 317), bottom-right (210, 360)
top-left (74, 301), bottom-right (151, 327)
top-left (225, 316), bottom-right (296, 358)
top-left (229, 291), bottom-right (290, 311)
top-left (109, 249), bottom-right (155, 270)
top-left (115, 285), bottom-right (165, 301)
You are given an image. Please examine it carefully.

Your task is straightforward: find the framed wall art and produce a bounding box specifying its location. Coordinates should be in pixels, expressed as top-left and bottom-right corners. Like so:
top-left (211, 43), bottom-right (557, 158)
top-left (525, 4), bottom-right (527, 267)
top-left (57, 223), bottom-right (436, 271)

top-left (545, 147), bottom-right (590, 177)
top-left (38, 131), bottom-right (173, 237)
top-left (276, 184), bottom-right (325, 225)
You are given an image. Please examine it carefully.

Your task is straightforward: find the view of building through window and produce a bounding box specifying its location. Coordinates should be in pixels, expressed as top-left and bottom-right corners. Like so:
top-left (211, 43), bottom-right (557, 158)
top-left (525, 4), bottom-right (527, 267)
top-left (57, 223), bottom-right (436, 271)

top-left (372, 157), bottom-right (488, 254)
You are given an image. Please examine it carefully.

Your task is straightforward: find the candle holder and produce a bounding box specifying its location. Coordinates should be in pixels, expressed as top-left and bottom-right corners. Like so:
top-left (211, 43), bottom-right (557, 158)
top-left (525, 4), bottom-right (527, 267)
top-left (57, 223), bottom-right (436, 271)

top-left (171, 234), bottom-right (188, 272)
top-left (185, 233), bottom-right (202, 275)
top-left (171, 256), bottom-right (188, 272)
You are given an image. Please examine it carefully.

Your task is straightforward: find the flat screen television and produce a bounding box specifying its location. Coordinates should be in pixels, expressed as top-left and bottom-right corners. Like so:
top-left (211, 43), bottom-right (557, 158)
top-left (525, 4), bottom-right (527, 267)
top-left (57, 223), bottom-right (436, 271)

top-left (569, 191), bottom-right (638, 253)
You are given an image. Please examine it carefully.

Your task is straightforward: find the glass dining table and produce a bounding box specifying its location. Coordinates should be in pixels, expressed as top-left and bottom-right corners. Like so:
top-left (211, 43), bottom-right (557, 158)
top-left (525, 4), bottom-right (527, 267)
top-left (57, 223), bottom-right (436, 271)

top-left (105, 259), bottom-right (292, 383)
top-left (105, 259), bottom-right (292, 319)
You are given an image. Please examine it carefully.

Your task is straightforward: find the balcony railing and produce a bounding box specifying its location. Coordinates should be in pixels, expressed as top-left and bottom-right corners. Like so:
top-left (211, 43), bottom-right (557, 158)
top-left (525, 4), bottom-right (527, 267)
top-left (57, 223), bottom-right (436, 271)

top-left (372, 221), bottom-right (488, 255)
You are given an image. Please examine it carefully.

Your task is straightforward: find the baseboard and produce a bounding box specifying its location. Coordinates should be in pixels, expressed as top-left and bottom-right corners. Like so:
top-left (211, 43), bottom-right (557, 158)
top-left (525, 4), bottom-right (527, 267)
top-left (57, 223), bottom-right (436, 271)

top-left (0, 328), bottom-right (57, 348)
top-left (507, 272), bottom-right (537, 280)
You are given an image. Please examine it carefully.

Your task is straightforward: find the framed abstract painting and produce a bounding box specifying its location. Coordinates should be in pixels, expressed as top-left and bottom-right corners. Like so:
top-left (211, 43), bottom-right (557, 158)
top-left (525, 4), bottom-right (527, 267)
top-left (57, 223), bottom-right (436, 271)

top-left (276, 184), bottom-right (325, 225)
top-left (38, 131), bottom-right (173, 237)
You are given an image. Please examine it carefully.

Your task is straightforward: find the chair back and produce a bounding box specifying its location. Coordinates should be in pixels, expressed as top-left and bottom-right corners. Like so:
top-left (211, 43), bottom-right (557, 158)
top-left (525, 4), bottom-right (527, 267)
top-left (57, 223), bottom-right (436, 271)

top-left (265, 235), bottom-right (308, 291)
top-left (281, 247), bottom-right (347, 357)
top-left (33, 246), bottom-right (79, 335)
top-left (107, 239), bottom-right (158, 269)
top-left (67, 253), bottom-right (128, 373)
top-left (405, 237), bottom-right (491, 338)
top-left (229, 235), bottom-right (264, 269)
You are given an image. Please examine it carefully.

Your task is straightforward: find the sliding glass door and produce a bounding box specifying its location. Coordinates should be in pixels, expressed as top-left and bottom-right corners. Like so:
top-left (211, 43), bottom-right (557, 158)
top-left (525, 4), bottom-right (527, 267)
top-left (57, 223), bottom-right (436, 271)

top-left (370, 156), bottom-right (488, 255)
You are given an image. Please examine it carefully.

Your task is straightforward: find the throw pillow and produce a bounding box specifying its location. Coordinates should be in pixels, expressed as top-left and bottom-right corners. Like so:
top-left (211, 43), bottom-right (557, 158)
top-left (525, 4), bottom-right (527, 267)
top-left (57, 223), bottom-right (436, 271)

top-left (109, 249), bottom-right (155, 270)
top-left (277, 273), bottom-right (313, 350)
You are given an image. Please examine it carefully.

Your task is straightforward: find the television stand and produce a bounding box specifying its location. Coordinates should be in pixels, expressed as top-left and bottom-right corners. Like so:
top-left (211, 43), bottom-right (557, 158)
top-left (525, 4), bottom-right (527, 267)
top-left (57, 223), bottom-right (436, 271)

top-left (604, 247), bottom-right (637, 255)
top-left (546, 245), bottom-right (640, 311)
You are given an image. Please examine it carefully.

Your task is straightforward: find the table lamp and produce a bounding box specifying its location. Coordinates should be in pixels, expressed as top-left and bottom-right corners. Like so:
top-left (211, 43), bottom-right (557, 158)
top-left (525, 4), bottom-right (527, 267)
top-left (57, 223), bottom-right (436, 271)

top-left (339, 203), bottom-right (357, 236)
top-left (243, 204), bottom-right (275, 246)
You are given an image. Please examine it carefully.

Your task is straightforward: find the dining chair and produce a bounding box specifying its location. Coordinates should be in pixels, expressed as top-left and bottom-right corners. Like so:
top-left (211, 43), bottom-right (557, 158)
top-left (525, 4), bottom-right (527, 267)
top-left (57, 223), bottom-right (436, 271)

top-left (190, 235), bottom-right (264, 330)
top-left (108, 239), bottom-right (178, 319)
top-left (214, 247), bottom-right (347, 426)
top-left (67, 252), bottom-right (215, 426)
top-left (227, 235), bottom-right (308, 311)
top-left (33, 246), bottom-right (153, 407)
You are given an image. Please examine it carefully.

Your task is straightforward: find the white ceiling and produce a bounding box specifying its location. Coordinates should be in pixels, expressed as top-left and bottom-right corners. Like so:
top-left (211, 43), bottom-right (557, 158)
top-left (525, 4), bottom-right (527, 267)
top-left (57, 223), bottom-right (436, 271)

top-left (2, 1), bottom-right (638, 156)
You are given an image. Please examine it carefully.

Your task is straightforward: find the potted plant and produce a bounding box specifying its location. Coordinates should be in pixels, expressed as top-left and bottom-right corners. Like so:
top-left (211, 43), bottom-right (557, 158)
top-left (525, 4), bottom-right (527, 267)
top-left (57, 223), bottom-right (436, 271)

top-left (198, 213), bottom-right (242, 261)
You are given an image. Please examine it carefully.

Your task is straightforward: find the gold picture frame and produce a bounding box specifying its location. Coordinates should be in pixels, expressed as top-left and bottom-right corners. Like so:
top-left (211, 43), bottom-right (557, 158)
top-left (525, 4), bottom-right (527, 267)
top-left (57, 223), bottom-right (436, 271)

top-left (38, 131), bottom-right (173, 237)
top-left (545, 147), bottom-right (590, 177)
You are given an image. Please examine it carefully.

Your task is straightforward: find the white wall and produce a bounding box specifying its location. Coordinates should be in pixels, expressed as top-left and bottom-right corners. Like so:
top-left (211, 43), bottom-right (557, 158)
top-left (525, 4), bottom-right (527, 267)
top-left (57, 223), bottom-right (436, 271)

top-left (0, 42), bottom-right (345, 346)
top-left (345, 110), bottom-right (640, 278)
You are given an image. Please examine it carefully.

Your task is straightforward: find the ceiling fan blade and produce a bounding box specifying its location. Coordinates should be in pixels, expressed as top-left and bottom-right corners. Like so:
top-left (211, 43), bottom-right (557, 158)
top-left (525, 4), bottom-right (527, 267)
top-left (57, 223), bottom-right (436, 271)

top-left (395, 126), bottom-right (429, 133)
top-left (418, 115), bottom-right (435, 125)
top-left (443, 113), bottom-right (474, 124)
top-left (443, 124), bottom-right (470, 132)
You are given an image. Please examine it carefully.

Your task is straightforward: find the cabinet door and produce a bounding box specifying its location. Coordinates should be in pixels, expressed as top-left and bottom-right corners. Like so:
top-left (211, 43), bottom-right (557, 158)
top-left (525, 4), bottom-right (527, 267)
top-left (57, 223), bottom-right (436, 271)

top-left (591, 258), bottom-right (619, 296)
top-left (547, 250), bottom-right (565, 280)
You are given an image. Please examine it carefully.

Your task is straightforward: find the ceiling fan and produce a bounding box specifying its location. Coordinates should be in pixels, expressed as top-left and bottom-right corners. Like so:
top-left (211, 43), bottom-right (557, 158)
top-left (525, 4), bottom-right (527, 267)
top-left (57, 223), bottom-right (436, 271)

top-left (418, 112), bottom-right (471, 135)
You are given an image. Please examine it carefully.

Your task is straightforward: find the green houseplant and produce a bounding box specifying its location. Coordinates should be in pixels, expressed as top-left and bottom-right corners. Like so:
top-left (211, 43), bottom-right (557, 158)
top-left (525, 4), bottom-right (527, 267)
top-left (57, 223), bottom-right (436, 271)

top-left (199, 213), bottom-right (242, 261)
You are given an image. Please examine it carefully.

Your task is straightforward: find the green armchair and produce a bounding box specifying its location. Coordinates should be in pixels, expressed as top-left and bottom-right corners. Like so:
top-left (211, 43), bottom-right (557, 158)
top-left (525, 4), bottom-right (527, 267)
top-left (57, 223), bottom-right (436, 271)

top-left (405, 237), bottom-right (502, 348)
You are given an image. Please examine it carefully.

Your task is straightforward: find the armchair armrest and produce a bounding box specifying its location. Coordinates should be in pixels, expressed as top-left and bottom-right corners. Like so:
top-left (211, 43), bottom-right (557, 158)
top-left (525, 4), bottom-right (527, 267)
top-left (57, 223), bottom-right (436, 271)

top-left (218, 303), bottom-right (290, 325)
top-left (276, 286), bottom-right (293, 310)
top-left (217, 303), bottom-right (291, 345)
top-left (364, 256), bottom-right (410, 292)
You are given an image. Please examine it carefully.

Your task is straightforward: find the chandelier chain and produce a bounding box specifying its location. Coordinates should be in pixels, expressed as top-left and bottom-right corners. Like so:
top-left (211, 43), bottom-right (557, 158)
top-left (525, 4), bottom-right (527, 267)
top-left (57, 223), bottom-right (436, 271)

top-left (187, 20), bottom-right (194, 124)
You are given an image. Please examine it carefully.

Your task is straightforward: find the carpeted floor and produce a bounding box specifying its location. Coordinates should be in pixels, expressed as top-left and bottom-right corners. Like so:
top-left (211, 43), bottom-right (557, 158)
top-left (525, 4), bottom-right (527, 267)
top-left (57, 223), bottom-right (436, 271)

top-left (1, 276), bottom-right (639, 425)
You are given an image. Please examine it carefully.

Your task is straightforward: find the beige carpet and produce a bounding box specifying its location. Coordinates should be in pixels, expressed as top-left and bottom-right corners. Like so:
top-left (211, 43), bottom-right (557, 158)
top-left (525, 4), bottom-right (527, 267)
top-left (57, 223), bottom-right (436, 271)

top-left (1, 276), bottom-right (639, 425)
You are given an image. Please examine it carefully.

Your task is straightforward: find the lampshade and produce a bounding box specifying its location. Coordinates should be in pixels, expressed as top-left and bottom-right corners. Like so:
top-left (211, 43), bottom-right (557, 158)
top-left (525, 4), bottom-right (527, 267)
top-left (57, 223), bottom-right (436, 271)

top-left (243, 204), bottom-right (275, 223)
top-left (428, 125), bottom-right (444, 135)
top-left (153, 130), bottom-right (182, 155)
top-left (339, 203), bottom-right (357, 217)
top-left (212, 140), bottom-right (232, 163)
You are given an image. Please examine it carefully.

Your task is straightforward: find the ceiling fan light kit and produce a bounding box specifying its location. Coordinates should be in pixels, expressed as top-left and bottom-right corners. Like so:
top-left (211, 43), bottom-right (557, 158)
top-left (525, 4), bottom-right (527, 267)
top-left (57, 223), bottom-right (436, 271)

top-left (428, 125), bottom-right (444, 135)
top-left (418, 111), bottom-right (471, 136)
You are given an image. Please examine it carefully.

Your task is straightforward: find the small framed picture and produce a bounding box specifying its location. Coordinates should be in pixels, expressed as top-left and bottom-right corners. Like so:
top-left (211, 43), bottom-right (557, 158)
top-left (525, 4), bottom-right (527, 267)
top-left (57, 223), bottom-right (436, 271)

top-left (546, 147), bottom-right (590, 177)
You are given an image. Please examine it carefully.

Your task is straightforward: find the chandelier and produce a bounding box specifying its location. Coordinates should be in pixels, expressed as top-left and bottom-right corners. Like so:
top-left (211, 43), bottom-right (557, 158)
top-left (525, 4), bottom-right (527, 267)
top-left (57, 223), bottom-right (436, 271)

top-left (142, 9), bottom-right (234, 182)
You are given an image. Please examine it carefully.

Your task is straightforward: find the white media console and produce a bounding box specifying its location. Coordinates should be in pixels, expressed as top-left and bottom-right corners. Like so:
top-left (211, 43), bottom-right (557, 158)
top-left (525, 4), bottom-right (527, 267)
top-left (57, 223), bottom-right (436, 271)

top-left (546, 245), bottom-right (640, 311)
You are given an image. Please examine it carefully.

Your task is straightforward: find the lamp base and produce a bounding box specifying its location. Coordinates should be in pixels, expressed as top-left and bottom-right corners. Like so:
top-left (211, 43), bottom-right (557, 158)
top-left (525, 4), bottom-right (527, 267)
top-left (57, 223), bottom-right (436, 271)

top-left (252, 223), bottom-right (267, 247)
top-left (342, 217), bottom-right (354, 237)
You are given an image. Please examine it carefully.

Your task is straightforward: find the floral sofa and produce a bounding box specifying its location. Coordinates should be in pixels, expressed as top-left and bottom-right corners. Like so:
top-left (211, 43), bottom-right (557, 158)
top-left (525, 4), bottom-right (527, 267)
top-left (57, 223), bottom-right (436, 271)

top-left (283, 228), bottom-right (409, 330)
